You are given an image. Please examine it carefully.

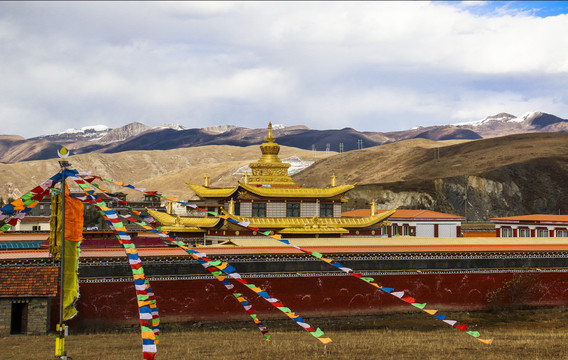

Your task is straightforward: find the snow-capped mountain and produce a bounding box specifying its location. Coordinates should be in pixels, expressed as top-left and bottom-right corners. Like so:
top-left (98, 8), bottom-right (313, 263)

top-left (453, 111), bottom-right (567, 137)
top-left (32, 125), bottom-right (111, 142)
top-left (3, 111), bottom-right (566, 163)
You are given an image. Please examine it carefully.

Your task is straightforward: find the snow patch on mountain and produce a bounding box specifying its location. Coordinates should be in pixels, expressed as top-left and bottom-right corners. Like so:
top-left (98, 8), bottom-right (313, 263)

top-left (203, 125), bottom-right (238, 134)
top-left (154, 123), bottom-right (186, 131)
top-left (454, 113), bottom-right (517, 127)
top-left (61, 125), bottom-right (110, 134)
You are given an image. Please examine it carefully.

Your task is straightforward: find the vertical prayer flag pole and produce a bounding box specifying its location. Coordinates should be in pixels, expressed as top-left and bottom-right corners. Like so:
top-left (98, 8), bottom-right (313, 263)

top-left (55, 146), bottom-right (70, 360)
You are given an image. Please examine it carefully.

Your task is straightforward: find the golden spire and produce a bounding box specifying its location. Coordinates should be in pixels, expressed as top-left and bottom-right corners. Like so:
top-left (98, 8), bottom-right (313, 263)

top-left (247, 123), bottom-right (294, 185)
top-left (371, 200), bottom-right (376, 216)
top-left (265, 121), bottom-right (275, 142)
top-left (331, 173), bottom-right (337, 187)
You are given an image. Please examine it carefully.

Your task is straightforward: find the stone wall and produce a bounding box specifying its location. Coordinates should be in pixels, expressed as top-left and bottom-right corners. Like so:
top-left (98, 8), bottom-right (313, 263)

top-left (0, 297), bottom-right (51, 335)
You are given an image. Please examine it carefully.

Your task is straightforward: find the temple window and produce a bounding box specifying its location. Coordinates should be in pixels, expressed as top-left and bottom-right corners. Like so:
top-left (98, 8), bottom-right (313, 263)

top-left (287, 203), bottom-right (300, 217)
top-left (252, 202), bottom-right (266, 217)
top-left (518, 228), bottom-right (530, 237)
top-left (320, 203), bottom-right (333, 217)
top-left (536, 228), bottom-right (549, 237)
top-left (557, 229), bottom-right (568, 237)
top-left (501, 227), bottom-right (513, 237)
top-left (234, 202), bottom-right (240, 216)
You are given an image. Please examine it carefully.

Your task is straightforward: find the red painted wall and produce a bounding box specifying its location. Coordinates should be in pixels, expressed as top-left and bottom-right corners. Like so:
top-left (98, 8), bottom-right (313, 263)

top-left (68, 272), bottom-right (568, 327)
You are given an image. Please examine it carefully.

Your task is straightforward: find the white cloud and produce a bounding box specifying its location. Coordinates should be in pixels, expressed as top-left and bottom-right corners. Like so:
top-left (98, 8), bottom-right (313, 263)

top-left (0, 1), bottom-right (567, 137)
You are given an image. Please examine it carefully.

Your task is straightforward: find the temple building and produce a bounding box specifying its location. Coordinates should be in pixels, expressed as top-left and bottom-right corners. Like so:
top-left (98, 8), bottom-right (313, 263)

top-left (148, 123), bottom-right (394, 243)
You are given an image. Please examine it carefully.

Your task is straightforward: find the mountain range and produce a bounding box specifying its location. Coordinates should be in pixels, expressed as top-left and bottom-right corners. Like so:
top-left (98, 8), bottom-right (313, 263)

top-left (1, 111), bottom-right (566, 163)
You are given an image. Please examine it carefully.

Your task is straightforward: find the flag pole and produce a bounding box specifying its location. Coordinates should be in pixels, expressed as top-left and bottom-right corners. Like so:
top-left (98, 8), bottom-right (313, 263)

top-left (55, 147), bottom-right (70, 360)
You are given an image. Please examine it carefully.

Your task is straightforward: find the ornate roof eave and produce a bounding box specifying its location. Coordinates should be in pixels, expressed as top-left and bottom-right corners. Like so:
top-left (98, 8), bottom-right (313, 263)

top-left (238, 182), bottom-right (355, 199)
top-left (223, 208), bottom-right (396, 229)
top-left (186, 183), bottom-right (239, 198)
top-left (159, 226), bottom-right (206, 233)
top-left (279, 227), bottom-right (350, 234)
top-left (146, 209), bottom-right (222, 229)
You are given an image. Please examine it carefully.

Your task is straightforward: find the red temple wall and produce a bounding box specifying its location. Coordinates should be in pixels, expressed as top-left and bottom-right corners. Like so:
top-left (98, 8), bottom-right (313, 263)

top-left (67, 272), bottom-right (568, 327)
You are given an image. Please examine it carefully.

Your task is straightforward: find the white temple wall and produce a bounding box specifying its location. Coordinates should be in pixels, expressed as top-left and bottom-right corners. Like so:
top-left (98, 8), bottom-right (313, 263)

top-left (301, 202), bottom-right (318, 217)
top-left (267, 202), bottom-right (286, 217)
top-left (333, 203), bottom-right (342, 218)
top-left (240, 202), bottom-right (252, 217)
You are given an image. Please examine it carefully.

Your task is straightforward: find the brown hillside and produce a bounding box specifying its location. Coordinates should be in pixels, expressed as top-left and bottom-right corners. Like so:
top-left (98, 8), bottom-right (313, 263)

top-left (0, 145), bottom-right (332, 201)
top-left (292, 133), bottom-right (568, 187)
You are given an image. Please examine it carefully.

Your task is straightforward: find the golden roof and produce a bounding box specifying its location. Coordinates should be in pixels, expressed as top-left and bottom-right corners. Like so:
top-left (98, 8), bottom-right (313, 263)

top-left (186, 182), bottom-right (354, 199)
top-left (186, 183), bottom-right (239, 198)
top-left (224, 209), bottom-right (396, 230)
top-left (238, 183), bottom-right (354, 198)
top-left (146, 209), bottom-right (221, 231)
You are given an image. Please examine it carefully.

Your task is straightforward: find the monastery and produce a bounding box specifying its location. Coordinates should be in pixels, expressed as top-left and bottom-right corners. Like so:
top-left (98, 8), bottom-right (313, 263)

top-left (148, 122), bottom-right (395, 242)
top-left (1, 124), bottom-right (568, 336)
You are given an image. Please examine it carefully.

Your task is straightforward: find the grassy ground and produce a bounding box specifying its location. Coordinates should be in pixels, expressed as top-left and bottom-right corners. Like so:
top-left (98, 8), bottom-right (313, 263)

top-left (2, 308), bottom-right (567, 360)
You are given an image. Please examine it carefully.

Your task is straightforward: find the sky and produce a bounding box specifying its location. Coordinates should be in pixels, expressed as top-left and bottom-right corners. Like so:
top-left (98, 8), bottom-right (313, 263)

top-left (1, 1), bottom-right (568, 139)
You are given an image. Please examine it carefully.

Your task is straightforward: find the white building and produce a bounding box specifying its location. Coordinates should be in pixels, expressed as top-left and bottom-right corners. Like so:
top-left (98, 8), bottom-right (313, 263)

top-left (490, 214), bottom-right (568, 237)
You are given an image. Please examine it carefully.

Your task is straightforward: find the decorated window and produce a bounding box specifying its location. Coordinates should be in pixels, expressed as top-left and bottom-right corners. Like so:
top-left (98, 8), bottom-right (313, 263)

top-left (320, 203), bottom-right (333, 217)
top-left (252, 202), bottom-right (266, 217)
top-left (286, 203), bottom-right (300, 217)
top-left (556, 229), bottom-right (568, 237)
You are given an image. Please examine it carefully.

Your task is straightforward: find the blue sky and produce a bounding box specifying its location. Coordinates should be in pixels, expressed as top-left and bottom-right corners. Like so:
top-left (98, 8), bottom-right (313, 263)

top-left (1, 1), bottom-right (567, 138)
top-left (446, 1), bottom-right (568, 17)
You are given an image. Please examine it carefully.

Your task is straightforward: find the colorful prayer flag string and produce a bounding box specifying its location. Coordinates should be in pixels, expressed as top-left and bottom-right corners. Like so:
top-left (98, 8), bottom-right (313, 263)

top-left (0, 174), bottom-right (61, 232)
top-left (83, 174), bottom-right (332, 344)
top-left (89, 173), bottom-right (494, 344)
top-left (69, 175), bottom-right (160, 359)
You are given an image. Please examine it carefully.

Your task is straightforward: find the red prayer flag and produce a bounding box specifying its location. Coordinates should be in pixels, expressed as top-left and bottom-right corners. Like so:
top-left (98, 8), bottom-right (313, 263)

top-left (455, 324), bottom-right (468, 331)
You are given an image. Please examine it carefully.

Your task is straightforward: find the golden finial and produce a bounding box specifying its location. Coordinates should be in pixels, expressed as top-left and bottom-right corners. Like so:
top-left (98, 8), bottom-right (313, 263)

top-left (228, 198), bottom-right (235, 215)
top-left (203, 176), bottom-right (210, 187)
top-left (265, 122), bottom-right (275, 143)
top-left (331, 173), bottom-right (337, 187)
top-left (57, 146), bottom-right (70, 159)
top-left (370, 200), bottom-right (376, 216)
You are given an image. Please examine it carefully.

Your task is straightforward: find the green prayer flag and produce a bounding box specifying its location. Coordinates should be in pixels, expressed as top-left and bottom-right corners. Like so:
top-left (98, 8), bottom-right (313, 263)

top-left (141, 326), bottom-right (153, 333)
top-left (412, 303), bottom-right (427, 309)
top-left (467, 331), bottom-right (481, 337)
top-left (311, 251), bottom-right (323, 258)
top-left (361, 277), bottom-right (374, 282)
top-left (277, 306), bottom-right (291, 313)
top-left (211, 271), bottom-right (223, 276)
top-left (311, 328), bottom-right (324, 338)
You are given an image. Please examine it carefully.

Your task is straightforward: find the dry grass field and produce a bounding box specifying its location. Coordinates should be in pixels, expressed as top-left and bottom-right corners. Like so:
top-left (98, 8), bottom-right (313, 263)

top-left (2, 308), bottom-right (567, 360)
